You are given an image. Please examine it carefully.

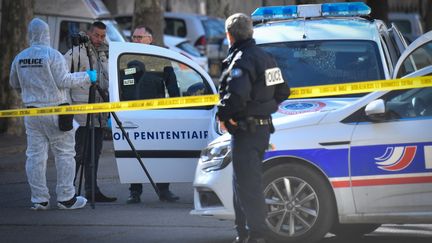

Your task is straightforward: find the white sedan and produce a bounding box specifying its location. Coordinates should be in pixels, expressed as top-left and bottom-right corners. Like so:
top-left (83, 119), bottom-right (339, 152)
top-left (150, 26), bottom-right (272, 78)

top-left (191, 28), bottom-right (432, 243)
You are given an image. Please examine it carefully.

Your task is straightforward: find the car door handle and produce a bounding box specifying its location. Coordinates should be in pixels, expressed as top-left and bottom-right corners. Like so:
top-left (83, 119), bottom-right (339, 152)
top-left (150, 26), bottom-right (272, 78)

top-left (319, 141), bottom-right (351, 146)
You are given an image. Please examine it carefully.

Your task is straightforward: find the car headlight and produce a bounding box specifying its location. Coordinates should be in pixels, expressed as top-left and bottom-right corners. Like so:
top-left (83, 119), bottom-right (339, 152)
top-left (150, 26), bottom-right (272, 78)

top-left (200, 141), bottom-right (232, 172)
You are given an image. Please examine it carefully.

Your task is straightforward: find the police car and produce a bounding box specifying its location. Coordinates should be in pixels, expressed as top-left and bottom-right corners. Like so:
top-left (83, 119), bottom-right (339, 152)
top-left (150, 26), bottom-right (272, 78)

top-left (108, 2), bottom-right (431, 241)
top-left (189, 3), bottom-right (432, 243)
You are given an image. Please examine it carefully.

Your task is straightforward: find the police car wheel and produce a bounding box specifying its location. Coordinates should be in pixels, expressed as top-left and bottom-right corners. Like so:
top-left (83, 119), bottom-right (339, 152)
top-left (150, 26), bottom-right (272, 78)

top-left (330, 223), bottom-right (381, 238)
top-left (263, 163), bottom-right (336, 243)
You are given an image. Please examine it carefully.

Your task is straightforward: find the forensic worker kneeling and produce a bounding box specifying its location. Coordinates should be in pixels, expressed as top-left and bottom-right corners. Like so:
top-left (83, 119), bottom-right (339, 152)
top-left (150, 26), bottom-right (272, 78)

top-left (216, 13), bottom-right (290, 243)
top-left (9, 18), bottom-right (97, 210)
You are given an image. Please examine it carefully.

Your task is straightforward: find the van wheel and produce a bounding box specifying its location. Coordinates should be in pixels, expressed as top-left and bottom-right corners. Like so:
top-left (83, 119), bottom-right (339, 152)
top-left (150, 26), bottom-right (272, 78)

top-left (263, 163), bottom-right (336, 243)
top-left (330, 223), bottom-right (381, 238)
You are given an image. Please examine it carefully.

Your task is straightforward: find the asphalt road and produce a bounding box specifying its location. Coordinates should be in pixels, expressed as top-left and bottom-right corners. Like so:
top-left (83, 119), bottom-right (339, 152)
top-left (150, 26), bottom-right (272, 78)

top-left (0, 138), bottom-right (431, 243)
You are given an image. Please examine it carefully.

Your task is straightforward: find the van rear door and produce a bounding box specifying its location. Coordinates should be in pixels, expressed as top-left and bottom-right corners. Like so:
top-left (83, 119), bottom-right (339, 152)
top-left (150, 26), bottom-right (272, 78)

top-left (109, 42), bottom-right (219, 183)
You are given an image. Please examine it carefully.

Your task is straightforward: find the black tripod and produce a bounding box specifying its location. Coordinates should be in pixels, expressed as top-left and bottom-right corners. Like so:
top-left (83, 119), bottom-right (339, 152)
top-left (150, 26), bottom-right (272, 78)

top-left (74, 42), bottom-right (160, 209)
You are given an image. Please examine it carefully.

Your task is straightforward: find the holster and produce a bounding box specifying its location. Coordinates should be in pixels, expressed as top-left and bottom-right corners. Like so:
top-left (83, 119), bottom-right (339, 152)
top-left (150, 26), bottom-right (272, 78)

top-left (58, 103), bottom-right (74, 132)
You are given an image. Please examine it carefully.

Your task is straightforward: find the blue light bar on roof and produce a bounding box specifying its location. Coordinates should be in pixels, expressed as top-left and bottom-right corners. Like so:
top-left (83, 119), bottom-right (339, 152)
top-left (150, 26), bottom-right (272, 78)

top-left (321, 2), bottom-right (371, 17)
top-left (251, 2), bottom-right (370, 22)
top-left (251, 5), bottom-right (298, 22)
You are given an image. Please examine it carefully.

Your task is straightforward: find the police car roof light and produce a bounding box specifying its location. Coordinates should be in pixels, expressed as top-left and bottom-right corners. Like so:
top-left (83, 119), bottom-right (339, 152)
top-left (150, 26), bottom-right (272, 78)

top-left (251, 5), bottom-right (298, 22)
top-left (321, 2), bottom-right (371, 17)
top-left (252, 2), bottom-right (370, 22)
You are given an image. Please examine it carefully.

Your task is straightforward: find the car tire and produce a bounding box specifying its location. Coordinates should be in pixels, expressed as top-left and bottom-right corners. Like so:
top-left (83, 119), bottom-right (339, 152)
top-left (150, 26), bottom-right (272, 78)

top-left (330, 223), bottom-right (381, 238)
top-left (262, 163), bottom-right (336, 243)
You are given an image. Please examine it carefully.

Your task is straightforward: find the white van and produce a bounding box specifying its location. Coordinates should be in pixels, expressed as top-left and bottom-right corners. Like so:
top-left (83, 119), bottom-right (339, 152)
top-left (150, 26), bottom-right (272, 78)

top-left (34, 0), bottom-right (125, 54)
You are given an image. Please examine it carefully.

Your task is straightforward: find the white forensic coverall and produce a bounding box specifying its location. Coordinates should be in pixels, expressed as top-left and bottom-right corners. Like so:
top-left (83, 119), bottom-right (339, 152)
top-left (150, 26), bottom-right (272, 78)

top-left (9, 18), bottom-right (90, 203)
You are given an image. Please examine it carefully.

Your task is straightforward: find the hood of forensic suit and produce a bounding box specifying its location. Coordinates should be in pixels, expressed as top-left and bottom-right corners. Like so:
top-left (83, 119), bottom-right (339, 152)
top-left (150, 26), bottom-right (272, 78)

top-left (28, 18), bottom-right (51, 47)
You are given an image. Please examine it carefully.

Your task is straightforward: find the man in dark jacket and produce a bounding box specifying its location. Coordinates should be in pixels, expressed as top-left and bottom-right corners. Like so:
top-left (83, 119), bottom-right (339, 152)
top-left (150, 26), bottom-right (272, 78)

top-left (126, 26), bottom-right (180, 204)
top-left (217, 13), bottom-right (290, 243)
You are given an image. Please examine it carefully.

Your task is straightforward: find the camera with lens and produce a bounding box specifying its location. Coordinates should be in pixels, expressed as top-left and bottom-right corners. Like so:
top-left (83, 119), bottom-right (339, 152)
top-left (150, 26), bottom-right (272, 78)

top-left (71, 32), bottom-right (89, 46)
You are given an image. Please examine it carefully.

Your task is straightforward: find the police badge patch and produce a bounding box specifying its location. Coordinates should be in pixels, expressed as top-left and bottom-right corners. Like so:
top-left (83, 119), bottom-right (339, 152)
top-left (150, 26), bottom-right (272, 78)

top-left (265, 67), bottom-right (284, 86)
top-left (230, 68), bottom-right (243, 78)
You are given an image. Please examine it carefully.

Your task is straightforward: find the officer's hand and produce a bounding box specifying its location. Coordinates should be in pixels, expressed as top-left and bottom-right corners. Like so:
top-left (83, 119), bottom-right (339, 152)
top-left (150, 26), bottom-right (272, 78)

top-left (86, 70), bottom-right (97, 83)
top-left (219, 121), bottom-right (227, 132)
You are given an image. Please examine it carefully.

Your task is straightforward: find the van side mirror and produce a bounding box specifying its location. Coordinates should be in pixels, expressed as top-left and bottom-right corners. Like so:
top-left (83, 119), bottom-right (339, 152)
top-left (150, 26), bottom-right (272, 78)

top-left (365, 99), bottom-right (386, 122)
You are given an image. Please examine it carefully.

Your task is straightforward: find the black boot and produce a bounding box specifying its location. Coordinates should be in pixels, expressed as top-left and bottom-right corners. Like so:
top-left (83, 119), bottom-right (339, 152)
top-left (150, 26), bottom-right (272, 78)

top-left (86, 191), bottom-right (117, 202)
top-left (232, 235), bottom-right (247, 243)
top-left (126, 194), bottom-right (141, 204)
top-left (159, 190), bottom-right (179, 202)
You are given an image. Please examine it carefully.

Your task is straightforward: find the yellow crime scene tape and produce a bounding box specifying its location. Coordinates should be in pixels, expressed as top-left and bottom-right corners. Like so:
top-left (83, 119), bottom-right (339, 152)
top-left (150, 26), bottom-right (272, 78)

top-left (289, 75), bottom-right (432, 99)
top-left (0, 75), bottom-right (431, 118)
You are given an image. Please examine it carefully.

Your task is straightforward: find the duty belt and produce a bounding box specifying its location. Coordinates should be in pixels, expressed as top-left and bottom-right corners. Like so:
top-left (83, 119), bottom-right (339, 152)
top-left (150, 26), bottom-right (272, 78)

top-left (252, 118), bottom-right (271, 126)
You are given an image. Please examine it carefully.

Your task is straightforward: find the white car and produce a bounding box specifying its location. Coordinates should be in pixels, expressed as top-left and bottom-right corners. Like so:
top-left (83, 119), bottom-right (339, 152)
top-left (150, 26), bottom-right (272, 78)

top-left (191, 5), bottom-right (432, 243)
top-left (116, 28), bottom-right (208, 73)
top-left (164, 35), bottom-right (209, 72)
top-left (389, 12), bottom-right (424, 42)
top-left (107, 3), bottom-right (431, 242)
top-left (115, 12), bottom-right (227, 76)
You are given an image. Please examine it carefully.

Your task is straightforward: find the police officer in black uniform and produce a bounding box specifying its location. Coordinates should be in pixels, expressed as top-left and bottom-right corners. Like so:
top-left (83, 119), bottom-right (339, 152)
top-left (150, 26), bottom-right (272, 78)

top-left (217, 13), bottom-right (290, 243)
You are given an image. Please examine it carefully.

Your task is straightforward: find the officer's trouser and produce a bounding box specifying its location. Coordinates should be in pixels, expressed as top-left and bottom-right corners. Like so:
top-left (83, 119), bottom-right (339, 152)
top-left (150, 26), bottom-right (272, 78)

top-left (24, 115), bottom-right (76, 203)
top-left (231, 125), bottom-right (270, 238)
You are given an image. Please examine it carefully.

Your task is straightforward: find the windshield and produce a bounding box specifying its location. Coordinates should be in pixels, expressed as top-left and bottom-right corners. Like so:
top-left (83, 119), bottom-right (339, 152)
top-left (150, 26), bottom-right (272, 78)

top-left (260, 40), bottom-right (384, 91)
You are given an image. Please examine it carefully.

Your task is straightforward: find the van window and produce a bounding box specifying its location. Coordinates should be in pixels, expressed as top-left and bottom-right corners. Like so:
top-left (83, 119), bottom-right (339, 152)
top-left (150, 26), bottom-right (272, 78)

top-left (165, 18), bottom-right (187, 38)
top-left (118, 54), bottom-right (212, 108)
top-left (59, 21), bottom-right (91, 54)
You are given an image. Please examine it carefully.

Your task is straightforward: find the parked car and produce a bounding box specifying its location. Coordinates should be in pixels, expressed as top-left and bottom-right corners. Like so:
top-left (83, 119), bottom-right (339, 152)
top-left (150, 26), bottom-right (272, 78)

top-left (389, 12), bottom-right (424, 43)
top-left (114, 12), bottom-right (227, 77)
top-left (191, 4), bottom-right (432, 243)
top-left (164, 35), bottom-right (208, 72)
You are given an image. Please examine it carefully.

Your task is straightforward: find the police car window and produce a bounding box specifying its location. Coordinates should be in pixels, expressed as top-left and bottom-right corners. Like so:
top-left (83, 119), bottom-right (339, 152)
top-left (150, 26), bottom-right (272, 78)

top-left (386, 87), bottom-right (432, 118)
top-left (59, 21), bottom-right (91, 54)
top-left (397, 42), bottom-right (432, 78)
top-left (118, 53), bottom-right (211, 105)
top-left (260, 40), bottom-right (384, 93)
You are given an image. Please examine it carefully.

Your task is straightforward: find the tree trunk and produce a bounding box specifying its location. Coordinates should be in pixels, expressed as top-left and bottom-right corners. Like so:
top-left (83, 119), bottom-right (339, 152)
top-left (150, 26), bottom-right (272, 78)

top-left (0, 0), bottom-right (33, 135)
top-left (367, 0), bottom-right (388, 23)
top-left (133, 0), bottom-right (164, 46)
top-left (424, 0), bottom-right (432, 32)
top-left (206, 0), bottom-right (231, 18)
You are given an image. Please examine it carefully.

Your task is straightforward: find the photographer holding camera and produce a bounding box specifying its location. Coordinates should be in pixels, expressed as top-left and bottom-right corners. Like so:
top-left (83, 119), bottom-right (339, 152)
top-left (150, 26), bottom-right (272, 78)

top-left (64, 21), bottom-right (116, 202)
top-left (9, 18), bottom-right (96, 210)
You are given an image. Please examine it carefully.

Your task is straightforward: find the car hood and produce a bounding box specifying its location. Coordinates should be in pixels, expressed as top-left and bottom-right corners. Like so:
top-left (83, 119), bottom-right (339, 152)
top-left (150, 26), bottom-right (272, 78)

top-left (272, 98), bottom-right (357, 129)
top-left (210, 98), bottom-right (358, 146)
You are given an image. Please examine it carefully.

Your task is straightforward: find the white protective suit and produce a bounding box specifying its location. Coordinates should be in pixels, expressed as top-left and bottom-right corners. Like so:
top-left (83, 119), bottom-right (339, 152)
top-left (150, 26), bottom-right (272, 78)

top-left (9, 18), bottom-right (90, 203)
